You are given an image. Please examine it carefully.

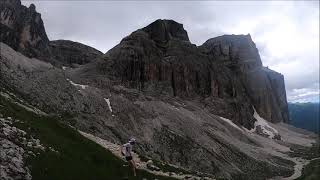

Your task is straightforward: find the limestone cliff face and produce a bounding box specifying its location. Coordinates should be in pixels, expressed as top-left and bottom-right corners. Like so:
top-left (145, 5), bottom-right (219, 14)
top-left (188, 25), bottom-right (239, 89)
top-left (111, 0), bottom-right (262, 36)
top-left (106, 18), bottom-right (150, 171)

top-left (105, 19), bottom-right (210, 96)
top-left (0, 0), bottom-right (51, 61)
top-left (100, 20), bottom-right (288, 125)
top-left (201, 35), bottom-right (289, 123)
top-left (200, 34), bottom-right (262, 68)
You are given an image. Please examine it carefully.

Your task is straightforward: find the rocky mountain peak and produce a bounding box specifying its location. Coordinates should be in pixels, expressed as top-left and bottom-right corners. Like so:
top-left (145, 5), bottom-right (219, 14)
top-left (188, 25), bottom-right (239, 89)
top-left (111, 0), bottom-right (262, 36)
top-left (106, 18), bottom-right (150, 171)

top-left (103, 20), bottom-right (289, 124)
top-left (142, 19), bottom-right (190, 43)
top-left (29, 3), bottom-right (36, 12)
top-left (0, 0), bottom-right (51, 62)
top-left (49, 40), bottom-right (103, 66)
top-left (201, 34), bottom-right (262, 68)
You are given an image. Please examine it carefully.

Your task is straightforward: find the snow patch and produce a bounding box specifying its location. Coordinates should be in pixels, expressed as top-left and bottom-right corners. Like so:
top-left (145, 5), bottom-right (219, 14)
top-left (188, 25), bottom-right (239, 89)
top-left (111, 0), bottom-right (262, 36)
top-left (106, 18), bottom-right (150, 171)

top-left (67, 79), bottom-right (88, 90)
top-left (104, 98), bottom-right (113, 113)
top-left (219, 116), bottom-right (243, 132)
top-left (251, 107), bottom-right (279, 139)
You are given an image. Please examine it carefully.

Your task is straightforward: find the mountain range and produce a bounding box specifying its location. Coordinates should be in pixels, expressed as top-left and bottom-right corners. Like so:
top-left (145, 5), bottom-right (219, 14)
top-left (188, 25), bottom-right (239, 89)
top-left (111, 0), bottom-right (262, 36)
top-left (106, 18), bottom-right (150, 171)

top-left (288, 103), bottom-right (319, 134)
top-left (0, 1), bottom-right (318, 180)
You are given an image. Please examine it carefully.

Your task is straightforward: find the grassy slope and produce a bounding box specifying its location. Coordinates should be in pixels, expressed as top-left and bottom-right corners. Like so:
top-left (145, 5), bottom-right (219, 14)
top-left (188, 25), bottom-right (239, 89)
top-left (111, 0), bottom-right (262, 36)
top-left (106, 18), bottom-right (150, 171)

top-left (296, 159), bottom-right (320, 180)
top-left (0, 95), bottom-right (176, 180)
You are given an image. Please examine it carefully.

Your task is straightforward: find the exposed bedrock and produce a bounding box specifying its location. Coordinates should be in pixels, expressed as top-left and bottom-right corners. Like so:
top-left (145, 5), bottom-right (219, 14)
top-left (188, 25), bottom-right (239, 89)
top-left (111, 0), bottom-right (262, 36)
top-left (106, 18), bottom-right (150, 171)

top-left (96, 19), bottom-right (288, 126)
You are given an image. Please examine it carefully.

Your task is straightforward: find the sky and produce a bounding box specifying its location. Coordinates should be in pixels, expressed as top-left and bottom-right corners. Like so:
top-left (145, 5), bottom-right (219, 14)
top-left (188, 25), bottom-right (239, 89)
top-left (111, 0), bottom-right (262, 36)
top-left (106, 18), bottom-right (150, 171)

top-left (22, 0), bottom-right (319, 103)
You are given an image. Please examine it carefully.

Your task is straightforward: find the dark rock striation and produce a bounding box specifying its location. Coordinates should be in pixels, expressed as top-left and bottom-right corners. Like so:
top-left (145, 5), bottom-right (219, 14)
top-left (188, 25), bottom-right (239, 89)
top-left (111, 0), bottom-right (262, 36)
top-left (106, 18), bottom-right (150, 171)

top-left (201, 35), bottom-right (289, 123)
top-left (98, 19), bottom-right (288, 127)
top-left (49, 40), bottom-right (103, 67)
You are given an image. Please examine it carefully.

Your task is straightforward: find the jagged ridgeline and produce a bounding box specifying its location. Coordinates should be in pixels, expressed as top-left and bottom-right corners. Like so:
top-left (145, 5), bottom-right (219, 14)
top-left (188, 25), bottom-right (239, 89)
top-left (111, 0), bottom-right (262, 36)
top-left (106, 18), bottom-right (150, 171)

top-left (1, 1), bottom-right (318, 180)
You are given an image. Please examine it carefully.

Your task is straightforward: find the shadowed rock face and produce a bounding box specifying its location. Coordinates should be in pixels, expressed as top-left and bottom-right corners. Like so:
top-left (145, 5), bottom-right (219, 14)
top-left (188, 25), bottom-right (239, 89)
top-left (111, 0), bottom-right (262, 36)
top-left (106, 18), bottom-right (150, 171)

top-left (0, 0), bottom-right (51, 61)
top-left (142, 19), bottom-right (190, 44)
top-left (98, 19), bottom-right (288, 126)
top-left (201, 35), bottom-right (289, 123)
top-left (49, 40), bottom-right (103, 67)
top-left (200, 34), bottom-right (262, 68)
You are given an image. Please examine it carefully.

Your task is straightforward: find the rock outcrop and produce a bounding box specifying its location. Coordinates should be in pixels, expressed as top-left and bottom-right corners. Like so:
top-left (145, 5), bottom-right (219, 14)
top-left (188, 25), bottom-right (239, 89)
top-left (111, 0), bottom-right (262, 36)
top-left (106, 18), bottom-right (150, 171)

top-left (201, 35), bottom-right (289, 123)
top-left (49, 40), bottom-right (103, 67)
top-left (0, 115), bottom-right (32, 180)
top-left (142, 19), bottom-right (190, 44)
top-left (0, 0), bottom-right (51, 61)
top-left (97, 19), bottom-right (288, 127)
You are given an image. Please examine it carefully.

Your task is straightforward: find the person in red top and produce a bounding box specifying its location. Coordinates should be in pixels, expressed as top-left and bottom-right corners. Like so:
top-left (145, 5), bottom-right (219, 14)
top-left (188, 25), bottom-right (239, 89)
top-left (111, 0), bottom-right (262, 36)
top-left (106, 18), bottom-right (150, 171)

top-left (121, 138), bottom-right (136, 177)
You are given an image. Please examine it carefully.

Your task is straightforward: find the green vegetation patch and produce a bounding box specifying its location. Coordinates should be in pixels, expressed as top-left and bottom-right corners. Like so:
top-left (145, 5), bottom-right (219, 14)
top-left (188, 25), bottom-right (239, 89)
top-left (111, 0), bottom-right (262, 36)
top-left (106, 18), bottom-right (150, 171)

top-left (296, 159), bottom-right (320, 180)
top-left (0, 94), bottom-right (176, 180)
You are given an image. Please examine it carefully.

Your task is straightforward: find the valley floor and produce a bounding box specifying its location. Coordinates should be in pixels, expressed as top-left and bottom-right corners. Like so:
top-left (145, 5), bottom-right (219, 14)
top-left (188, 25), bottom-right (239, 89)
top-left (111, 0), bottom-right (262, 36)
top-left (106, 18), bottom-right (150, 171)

top-left (80, 128), bottom-right (319, 180)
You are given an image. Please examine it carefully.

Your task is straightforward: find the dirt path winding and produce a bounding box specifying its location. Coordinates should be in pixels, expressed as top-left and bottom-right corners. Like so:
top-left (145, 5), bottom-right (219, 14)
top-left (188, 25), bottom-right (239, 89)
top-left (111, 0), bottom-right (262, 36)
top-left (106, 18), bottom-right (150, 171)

top-left (78, 131), bottom-right (214, 180)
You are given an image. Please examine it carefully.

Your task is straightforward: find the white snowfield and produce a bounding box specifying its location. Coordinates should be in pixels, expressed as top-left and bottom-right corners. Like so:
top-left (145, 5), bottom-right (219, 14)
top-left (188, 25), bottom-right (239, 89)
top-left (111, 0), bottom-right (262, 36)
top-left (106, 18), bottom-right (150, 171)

top-left (251, 107), bottom-right (279, 139)
top-left (66, 79), bottom-right (88, 90)
top-left (219, 116), bottom-right (243, 132)
top-left (104, 98), bottom-right (113, 113)
top-left (218, 109), bottom-right (317, 180)
top-left (219, 107), bottom-right (279, 139)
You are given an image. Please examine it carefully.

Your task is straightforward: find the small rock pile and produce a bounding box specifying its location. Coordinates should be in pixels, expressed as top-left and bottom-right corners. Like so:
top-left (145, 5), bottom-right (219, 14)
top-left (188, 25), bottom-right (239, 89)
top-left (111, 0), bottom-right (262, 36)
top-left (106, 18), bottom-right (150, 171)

top-left (0, 115), bottom-right (31, 180)
top-left (0, 114), bottom-right (47, 180)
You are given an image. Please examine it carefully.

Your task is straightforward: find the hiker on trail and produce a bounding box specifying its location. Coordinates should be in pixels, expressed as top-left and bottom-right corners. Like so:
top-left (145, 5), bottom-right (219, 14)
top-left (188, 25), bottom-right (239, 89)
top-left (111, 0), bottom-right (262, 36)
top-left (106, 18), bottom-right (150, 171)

top-left (121, 138), bottom-right (137, 177)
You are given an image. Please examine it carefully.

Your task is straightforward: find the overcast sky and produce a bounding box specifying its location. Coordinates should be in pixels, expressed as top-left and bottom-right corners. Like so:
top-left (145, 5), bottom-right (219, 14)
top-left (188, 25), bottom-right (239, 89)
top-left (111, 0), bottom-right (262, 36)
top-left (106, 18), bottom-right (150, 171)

top-left (22, 0), bottom-right (319, 103)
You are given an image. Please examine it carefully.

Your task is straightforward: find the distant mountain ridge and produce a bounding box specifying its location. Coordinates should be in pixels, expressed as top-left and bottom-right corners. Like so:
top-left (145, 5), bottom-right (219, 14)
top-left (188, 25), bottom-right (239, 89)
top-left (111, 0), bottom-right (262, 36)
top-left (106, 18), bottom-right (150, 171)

top-left (49, 40), bottom-right (103, 67)
top-left (288, 102), bottom-right (320, 134)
